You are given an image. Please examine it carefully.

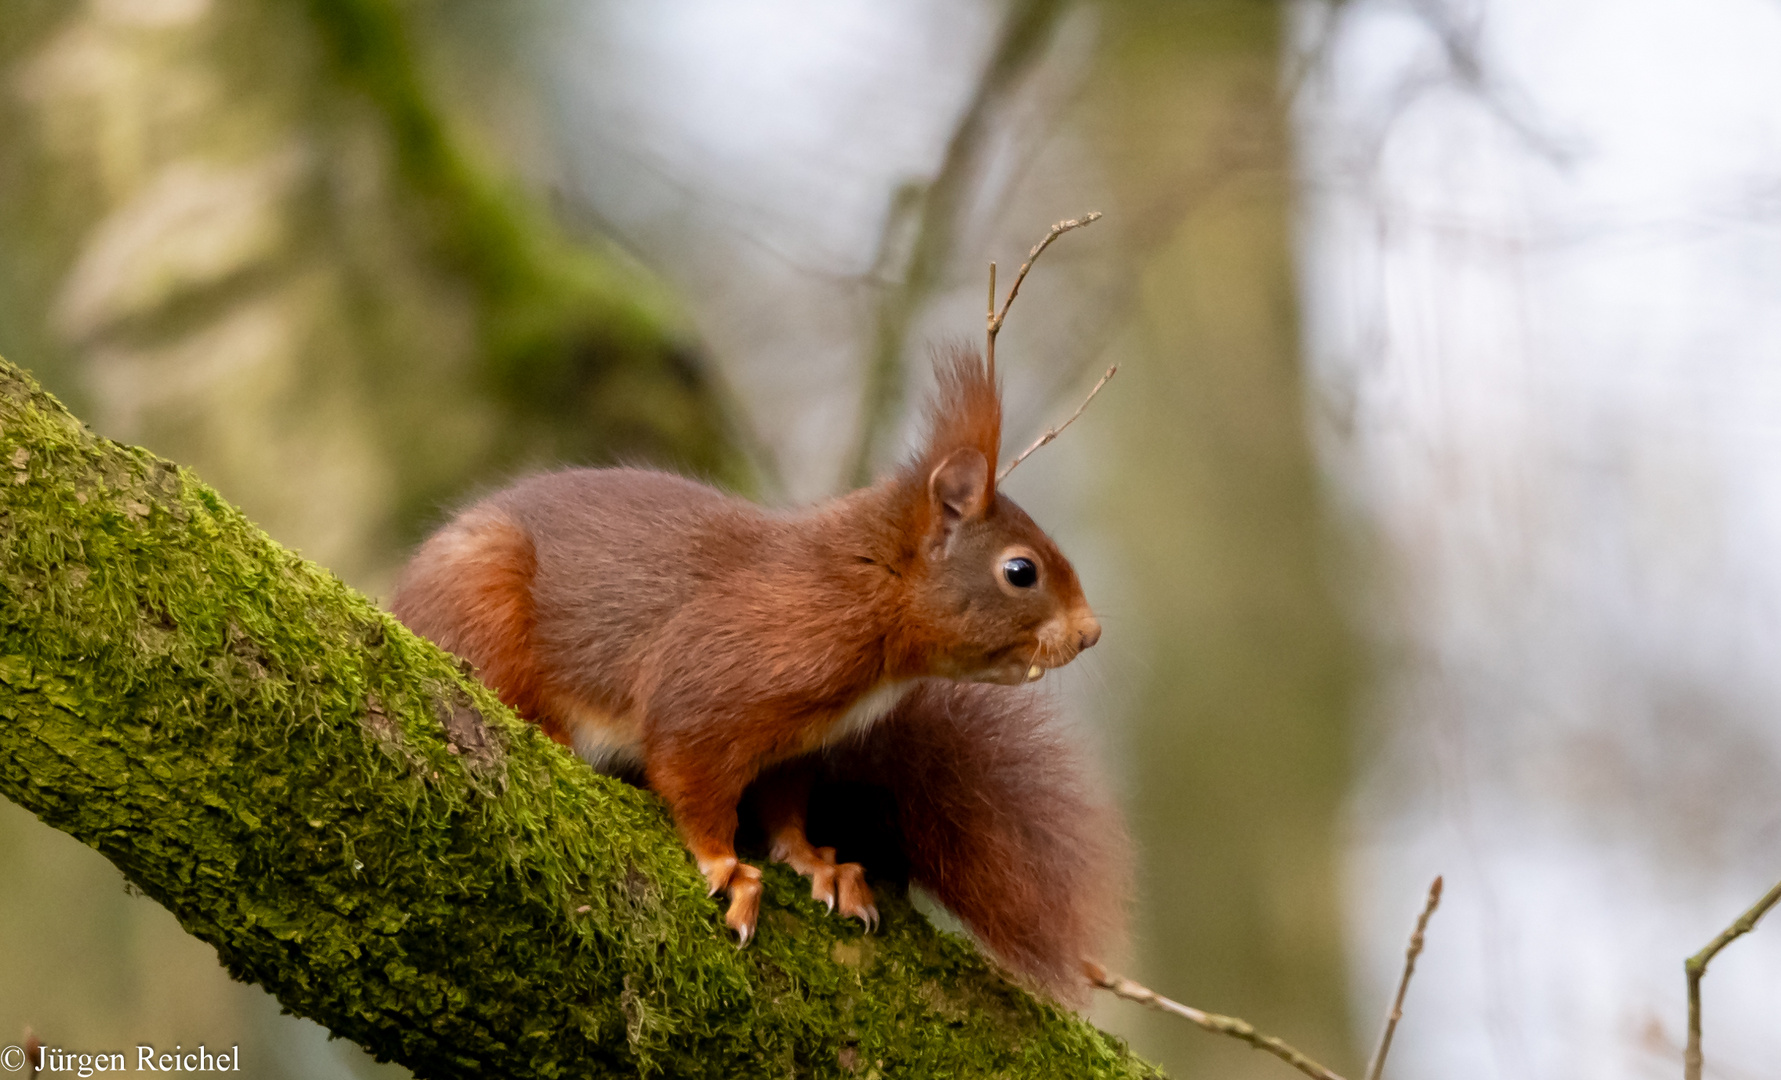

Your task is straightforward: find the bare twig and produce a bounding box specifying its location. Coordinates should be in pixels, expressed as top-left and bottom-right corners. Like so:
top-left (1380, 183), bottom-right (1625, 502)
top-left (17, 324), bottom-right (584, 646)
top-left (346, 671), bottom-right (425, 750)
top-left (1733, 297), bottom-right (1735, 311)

top-left (1366, 875), bottom-right (1443, 1080)
top-left (1087, 963), bottom-right (1347, 1080)
top-left (1685, 878), bottom-right (1781, 1080)
top-left (846, 0), bottom-right (1069, 487)
top-left (985, 212), bottom-right (1102, 381)
top-left (997, 364), bottom-right (1116, 482)
top-left (25, 1028), bottom-right (41, 1080)
top-left (986, 260), bottom-right (998, 381)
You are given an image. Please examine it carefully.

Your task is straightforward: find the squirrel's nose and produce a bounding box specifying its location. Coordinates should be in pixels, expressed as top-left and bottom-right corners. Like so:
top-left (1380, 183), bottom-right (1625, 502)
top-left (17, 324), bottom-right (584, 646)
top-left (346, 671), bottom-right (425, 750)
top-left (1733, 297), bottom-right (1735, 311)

top-left (1076, 615), bottom-right (1102, 652)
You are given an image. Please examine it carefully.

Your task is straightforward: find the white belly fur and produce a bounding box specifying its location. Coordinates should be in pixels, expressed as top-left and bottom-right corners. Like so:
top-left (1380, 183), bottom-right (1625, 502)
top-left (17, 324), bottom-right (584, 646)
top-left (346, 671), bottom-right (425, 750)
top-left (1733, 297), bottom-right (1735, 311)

top-left (823, 679), bottom-right (914, 748)
top-left (558, 696), bottom-right (645, 773)
top-left (563, 680), bottom-right (913, 769)
top-left (570, 723), bottom-right (644, 773)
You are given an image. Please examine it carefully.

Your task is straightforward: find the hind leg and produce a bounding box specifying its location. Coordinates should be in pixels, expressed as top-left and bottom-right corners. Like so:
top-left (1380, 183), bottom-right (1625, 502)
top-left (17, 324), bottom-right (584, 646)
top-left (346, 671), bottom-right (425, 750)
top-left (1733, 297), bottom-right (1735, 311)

top-left (757, 762), bottom-right (877, 929)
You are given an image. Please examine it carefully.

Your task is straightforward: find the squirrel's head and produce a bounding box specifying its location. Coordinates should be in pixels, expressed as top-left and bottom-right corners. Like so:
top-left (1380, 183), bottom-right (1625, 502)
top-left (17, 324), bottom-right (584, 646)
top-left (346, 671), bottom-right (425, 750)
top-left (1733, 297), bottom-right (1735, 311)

top-left (893, 349), bottom-right (1101, 686)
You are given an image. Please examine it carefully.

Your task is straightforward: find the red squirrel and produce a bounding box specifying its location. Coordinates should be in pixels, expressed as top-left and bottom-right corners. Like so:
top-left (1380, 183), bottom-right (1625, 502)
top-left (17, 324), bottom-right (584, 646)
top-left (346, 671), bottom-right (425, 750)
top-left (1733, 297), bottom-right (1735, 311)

top-left (390, 349), bottom-right (1129, 1002)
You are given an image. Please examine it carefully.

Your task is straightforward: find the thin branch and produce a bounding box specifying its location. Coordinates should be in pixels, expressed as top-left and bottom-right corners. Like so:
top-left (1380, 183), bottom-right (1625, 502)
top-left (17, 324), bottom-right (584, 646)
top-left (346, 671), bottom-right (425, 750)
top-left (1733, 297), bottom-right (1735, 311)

top-left (1366, 875), bottom-right (1443, 1080)
top-left (997, 364), bottom-right (1116, 482)
top-left (985, 212), bottom-right (1102, 381)
top-left (993, 212), bottom-right (1102, 330)
top-left (846, 0), bottom-right (1068, 487)
top-left (1685, 878), bottom-right (1781, 1080)
top-left (986, 260), bottom-right (998, 382)
top-left (1088, 963), bottom-right (1347, 1080)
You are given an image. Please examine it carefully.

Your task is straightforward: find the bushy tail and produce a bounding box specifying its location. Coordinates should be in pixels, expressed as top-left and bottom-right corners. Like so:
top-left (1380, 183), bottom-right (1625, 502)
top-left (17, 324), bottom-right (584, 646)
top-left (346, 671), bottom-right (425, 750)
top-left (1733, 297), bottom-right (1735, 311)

top-left (812, 681), bottom-right (1131, 1005)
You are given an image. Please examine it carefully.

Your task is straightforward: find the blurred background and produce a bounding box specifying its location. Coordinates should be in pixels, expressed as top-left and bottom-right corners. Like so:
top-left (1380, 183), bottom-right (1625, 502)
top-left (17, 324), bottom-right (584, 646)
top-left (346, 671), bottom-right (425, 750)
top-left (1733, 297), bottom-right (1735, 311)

top-left (0, 1), bottom-right (1776, 1078)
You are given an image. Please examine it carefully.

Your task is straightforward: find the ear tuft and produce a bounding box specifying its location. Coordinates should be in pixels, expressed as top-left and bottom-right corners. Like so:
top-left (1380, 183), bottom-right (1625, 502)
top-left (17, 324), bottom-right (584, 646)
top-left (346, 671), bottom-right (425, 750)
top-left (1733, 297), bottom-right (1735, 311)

top-left (929, 449), bottom-right (990, 530)
top-left (919, 348), bottom-right (1002, 479)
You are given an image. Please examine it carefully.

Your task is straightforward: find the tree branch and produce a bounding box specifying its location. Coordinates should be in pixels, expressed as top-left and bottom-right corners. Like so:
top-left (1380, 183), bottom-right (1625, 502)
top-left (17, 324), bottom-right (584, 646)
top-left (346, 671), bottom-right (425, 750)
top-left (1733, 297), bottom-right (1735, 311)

top-left (846, 0), bottom-right (1069, 487)
top-left (985, 212), bottom-right (1102, 384)
top-left (998, 363), bottom-right (1116, 482)
top-left (1365, 875), bottom-right (1442, 1080)
top-left (0, 355), bottom-right (1159, 1080)
top-left (1087, 965), bottom-right (1344, 1080)
top-left (1685, 878), bottom-right (1781, 1080)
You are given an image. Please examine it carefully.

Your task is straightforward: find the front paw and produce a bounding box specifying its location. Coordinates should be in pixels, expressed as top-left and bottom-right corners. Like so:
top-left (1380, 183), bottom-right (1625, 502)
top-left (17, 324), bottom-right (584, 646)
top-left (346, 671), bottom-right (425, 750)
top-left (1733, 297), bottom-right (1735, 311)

top-left (697, 853), bottom-right (763, 944)
top-left (722, 863), bottom-right (763, 945)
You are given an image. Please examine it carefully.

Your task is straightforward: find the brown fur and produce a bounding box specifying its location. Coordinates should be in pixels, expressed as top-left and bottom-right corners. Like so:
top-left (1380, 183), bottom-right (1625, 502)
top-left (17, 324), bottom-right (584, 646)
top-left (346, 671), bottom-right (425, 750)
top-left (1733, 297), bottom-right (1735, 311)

top-left (389, 510), bottom-right (560, 739)
top-left (389, 348), bottom-right (1126, 998)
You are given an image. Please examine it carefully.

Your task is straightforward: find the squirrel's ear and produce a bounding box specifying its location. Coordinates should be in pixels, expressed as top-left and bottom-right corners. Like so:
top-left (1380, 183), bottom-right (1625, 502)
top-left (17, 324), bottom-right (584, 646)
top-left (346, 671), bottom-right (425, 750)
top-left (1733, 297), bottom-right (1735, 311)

top-left (928, 448), bottom-right (991, 543)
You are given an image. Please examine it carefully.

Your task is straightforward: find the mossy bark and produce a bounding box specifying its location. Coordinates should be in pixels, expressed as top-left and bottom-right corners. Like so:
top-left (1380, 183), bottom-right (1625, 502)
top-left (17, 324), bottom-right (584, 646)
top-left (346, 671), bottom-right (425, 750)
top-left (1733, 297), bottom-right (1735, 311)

top-left (0, 355), bottom-right (1159, 1079)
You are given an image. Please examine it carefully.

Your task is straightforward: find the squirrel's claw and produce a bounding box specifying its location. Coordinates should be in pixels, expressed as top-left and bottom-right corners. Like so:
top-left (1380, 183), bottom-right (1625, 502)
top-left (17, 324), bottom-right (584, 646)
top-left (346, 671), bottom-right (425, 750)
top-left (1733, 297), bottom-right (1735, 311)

top-left (720, 862), bottom-right (762, 945)
top-left (834, 861), bottom-right (876, 930)
top-left (807, 861), bottom-right (838, 911)
top-left (767, 836), bottom-right (876, 928)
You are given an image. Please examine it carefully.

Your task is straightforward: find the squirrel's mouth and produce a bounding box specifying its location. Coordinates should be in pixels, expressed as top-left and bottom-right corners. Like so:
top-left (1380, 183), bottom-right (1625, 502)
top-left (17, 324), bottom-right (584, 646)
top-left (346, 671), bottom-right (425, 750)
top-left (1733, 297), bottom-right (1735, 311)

top-left (958, 610), bottom-right (1099, 684)
top-left (969, 663), bottom-right (1041, 686)
top-left (970, 645), bottom-right (1077, 685)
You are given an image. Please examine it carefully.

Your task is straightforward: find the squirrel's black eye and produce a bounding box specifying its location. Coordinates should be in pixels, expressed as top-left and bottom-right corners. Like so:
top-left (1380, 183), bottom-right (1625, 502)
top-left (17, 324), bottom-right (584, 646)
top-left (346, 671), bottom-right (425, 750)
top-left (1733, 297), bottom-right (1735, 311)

top-left (1002, 557), bottom-right (1038, 589)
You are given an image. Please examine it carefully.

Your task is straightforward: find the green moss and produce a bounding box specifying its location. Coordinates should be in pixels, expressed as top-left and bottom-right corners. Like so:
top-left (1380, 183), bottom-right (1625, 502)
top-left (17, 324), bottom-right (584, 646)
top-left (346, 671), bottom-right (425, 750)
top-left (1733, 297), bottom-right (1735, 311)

top-left (0, 354), bottom-right (1160, 1078)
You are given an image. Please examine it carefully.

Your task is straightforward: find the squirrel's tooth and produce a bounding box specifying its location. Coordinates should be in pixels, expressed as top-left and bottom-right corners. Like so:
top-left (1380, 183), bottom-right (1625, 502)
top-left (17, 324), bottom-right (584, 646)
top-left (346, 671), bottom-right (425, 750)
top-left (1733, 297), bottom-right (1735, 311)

top-left (1026, 664), bottom-right (1043, 682)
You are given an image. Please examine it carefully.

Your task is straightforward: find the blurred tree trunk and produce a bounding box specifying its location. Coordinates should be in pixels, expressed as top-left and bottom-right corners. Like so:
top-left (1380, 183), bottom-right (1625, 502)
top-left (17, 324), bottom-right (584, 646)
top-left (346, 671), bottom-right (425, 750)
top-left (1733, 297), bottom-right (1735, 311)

top-left (0, 0), bottom-right (748, 594)
top-left (1083, 3), bottom-right (1361, 1076)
